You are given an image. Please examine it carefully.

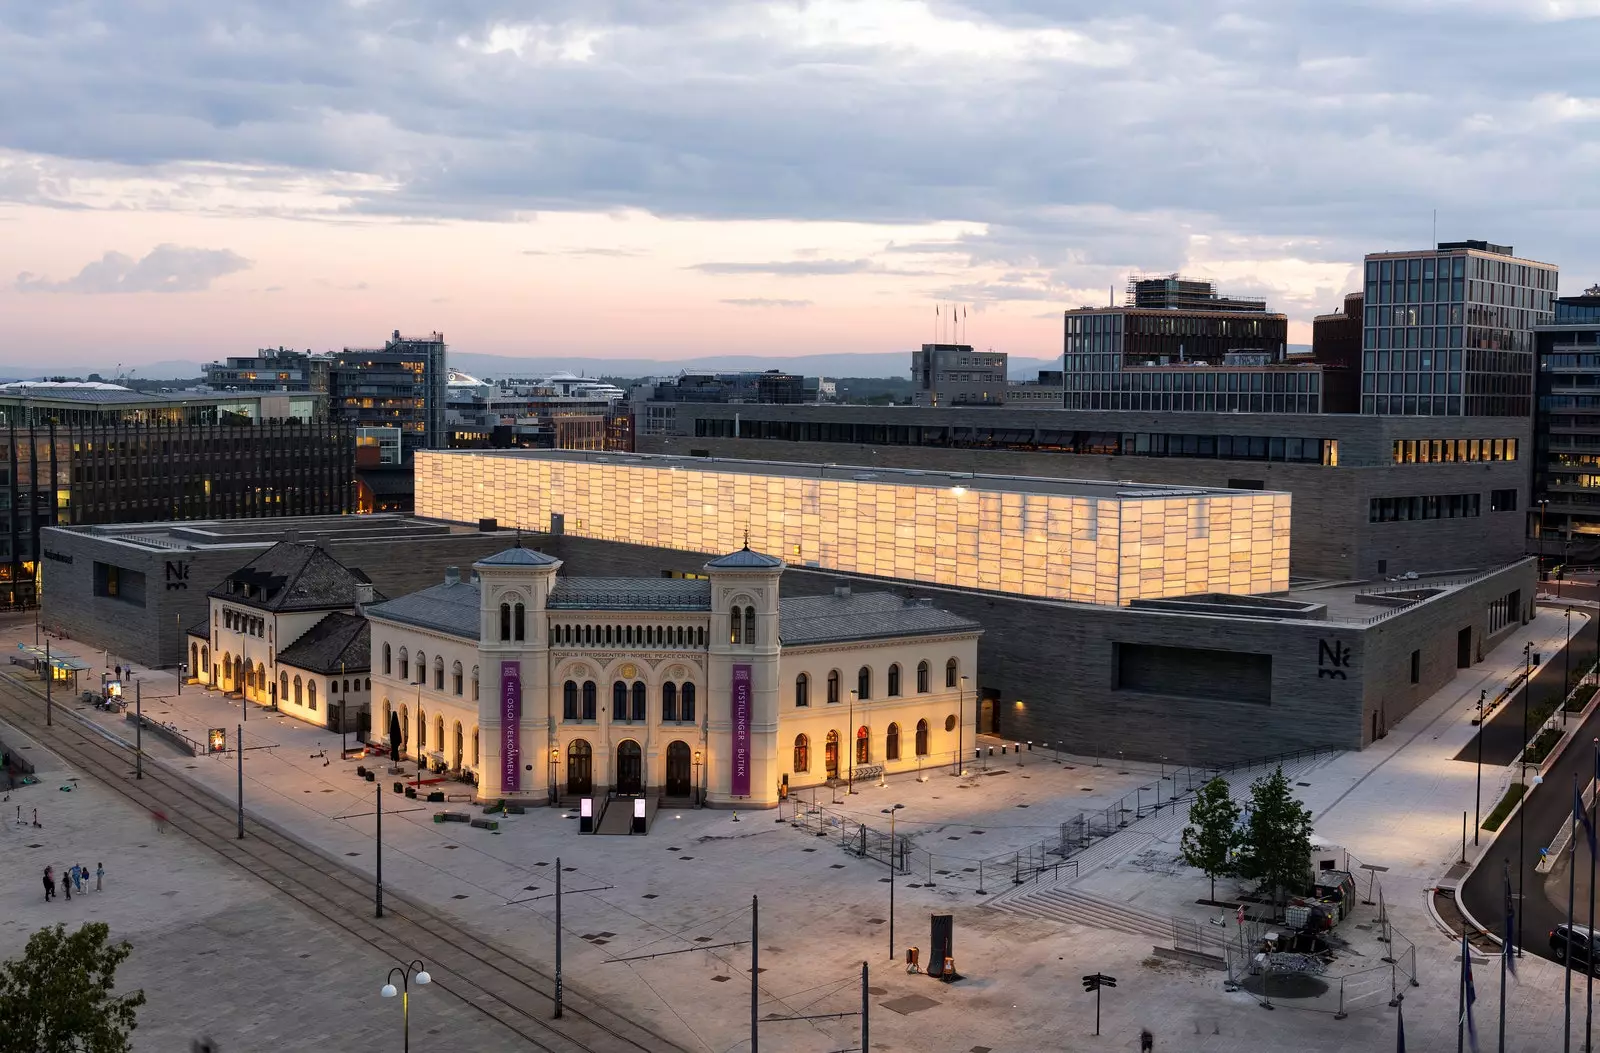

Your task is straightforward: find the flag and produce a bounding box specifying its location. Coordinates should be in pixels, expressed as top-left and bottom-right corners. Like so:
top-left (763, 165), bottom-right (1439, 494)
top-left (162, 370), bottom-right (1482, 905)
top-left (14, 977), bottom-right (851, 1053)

top-left (1576, 779), bottom-right (1597, 858)
top-left (1502, 865), bottom-right (1517, 978)
top-left (1236, 903), bottom-right (1245, 925)
top-left (1396, 998), bottom-right (1406, 1053)
top-left (1461, 931), bottom-right (1480, 1052)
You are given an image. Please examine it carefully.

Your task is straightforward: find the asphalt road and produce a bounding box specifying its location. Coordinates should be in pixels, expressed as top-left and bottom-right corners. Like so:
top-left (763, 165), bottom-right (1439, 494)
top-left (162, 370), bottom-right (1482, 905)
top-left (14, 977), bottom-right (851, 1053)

top-left (1454, 612), bottom-right (1598, 766)
top-left (1461, 628), bottom-right (1600, 965)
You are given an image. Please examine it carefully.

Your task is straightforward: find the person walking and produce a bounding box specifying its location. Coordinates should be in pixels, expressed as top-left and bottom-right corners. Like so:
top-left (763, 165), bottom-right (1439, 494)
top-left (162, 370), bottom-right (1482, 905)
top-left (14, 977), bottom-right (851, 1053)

top-left (42, 867), bottom-right (53, 901)
top-left (95, 862), bottom-right (104, 891)
top-left (70, 864), bottom-right (81, 894)
top-left (1140, 1028), bottom-right (1153, 1052)
top-left (61, 871), bottom-right (71, 900)
top-left (78, 863), bottom-right (89, 893)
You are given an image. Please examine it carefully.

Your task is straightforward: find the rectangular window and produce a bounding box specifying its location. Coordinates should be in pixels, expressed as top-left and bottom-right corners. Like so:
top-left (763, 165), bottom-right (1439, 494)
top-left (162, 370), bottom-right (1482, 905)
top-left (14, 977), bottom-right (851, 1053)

top-left (1410, 649), bottom-right (1420, 684)
top-left (1490, 489), bottom-right (1518, 512)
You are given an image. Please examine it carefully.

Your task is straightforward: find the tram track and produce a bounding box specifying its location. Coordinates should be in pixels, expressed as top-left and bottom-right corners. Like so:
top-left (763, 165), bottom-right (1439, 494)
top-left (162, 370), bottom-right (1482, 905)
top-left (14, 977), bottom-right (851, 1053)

top-left (0, 678), bottom-right (683, 1053)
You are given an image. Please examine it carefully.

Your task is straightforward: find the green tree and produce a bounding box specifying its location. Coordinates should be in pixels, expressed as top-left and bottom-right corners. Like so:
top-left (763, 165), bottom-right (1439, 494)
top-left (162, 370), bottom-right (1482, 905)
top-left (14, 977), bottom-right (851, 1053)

top-left (1179, 776), bottom-right (1240, 903)
top-left (0, 922), bottom-right (145, 1053)
top-left (1234, 766), bottom-right (1315, 919)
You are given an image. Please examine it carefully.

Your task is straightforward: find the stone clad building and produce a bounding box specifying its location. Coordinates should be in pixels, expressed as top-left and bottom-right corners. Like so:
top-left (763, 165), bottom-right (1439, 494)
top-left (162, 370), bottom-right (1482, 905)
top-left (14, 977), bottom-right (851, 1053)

top-left (364, 544), bottom-right (981, 807)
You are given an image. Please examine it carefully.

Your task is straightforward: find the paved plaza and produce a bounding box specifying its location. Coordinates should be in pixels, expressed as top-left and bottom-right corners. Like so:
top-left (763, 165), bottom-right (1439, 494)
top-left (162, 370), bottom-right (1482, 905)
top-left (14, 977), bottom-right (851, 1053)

top-left (1, 608), bottom-right (1594, 1051)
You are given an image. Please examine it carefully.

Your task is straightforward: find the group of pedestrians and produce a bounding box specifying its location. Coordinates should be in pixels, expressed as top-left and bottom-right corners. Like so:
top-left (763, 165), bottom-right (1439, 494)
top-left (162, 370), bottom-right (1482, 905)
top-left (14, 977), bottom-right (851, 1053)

top-left (41, 862), bottom-right (103, 901)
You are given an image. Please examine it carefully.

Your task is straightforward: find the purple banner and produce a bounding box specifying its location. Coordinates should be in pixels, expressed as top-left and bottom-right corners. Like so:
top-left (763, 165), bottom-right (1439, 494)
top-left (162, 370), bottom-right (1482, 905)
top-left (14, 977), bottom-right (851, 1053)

top-left (731, 663), bottom-right (752, 797)
top-left (501, 661), bottom-right (521, 792)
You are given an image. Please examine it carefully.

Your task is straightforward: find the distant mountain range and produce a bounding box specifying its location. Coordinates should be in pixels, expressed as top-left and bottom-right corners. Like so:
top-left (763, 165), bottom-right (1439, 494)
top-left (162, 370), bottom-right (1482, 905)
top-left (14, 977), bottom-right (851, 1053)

top-left (3, 351), bottom-right (1065, 383)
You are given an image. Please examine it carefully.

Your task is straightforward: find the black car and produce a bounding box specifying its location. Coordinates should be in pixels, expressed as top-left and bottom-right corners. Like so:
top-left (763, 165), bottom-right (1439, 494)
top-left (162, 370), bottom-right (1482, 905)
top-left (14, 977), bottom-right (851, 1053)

top-left (1551, 924), bottom-right (1600, 969)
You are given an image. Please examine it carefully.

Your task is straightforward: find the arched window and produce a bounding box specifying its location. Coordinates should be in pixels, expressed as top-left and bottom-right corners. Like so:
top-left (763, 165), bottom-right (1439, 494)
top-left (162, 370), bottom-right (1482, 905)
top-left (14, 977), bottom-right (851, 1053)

top-left (730, 605), bottom-right (743, 645)
top-left (606, 625), bottom-right (614, 646)
top-left (744, 607), bottom-right (756, 645)
top-left (293, 675), bottom-right (303, 705)
top-left (886, 722), bottom-right (901, 761)
top-left (417, 707), bottom-right (427, 751)
top-left (514, 602), bottom-right (526, 642)
top-left (946, 658), bottom-right (959, 688)
top-left (383, 643), bottom-right (392, 674)
top-left (415, 652), bottom-right (426, 683)
top-left (681, 682), bottom-right (696, 723)
top-left (662, 682), bottom-right (679, 722)
top-left (563, 680), bottom-right (578, 720)
top-left (399, 705), bottom-right (409, 750)
top-left (915, 719), bottom-right (930, 756)
top-left (613, 680), bottom-right (628, 719)
top-left (364, 677), bottom-right (371, 691)
top-left (916, 660), bottom-right (930, 693)
top-left (500, 603), bottom-right (511, 641)
top-left (827, 670), bottom-right (841, 705)
top-left (190, 643), bottom-right (198, 676)
top-left (857, 666), bottom-right (871, 700)
top-left (434, 715), bottom-right (443, 756)
top-left (279, 672), bottom-right (289, 702)
top-left (631, 681), bottom-right (647, 722)
top-left (795, 673), bottom-right (809, 708)
top-left (825, 730), bottom-right (840, 778)
top-left (201, 645), bottom-right (209, 673)
top-left (398, 648), bottom-right (409, 680)
top-left (452, 661), bottom-right (463, 696)
top-left (794, 734), bottom-right (810, 773)
top-left (471, 666), bottom-right (479, 701)
top-left (307, 679), bottom-right (317, 712)
top-left (887, 664), bottom-right (902, 697)
top-left (472, 727), bottom-right (480, 767)
top-left (582, 681), bottom-right (597, 720)
top-left (381, 699), bottom-right (391, 741)
top-left (855, 725), bottom-right (870, 764)
top-left (433, 656), bottom-right (444, 691)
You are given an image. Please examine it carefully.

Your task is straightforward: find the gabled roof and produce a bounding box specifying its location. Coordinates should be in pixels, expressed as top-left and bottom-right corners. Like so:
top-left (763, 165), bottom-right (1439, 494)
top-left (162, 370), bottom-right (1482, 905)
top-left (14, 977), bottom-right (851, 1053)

top-left (779, 592), bottom-right (981, 646)
top-left (185, 620), bottom-right (209, 640)
top-left (705, 546), bottom-right (784, 569)
top-left (276, 612), bottom-right (371, 676)
top-left (207, 542), bottom-right (383, 612)
top-left (366, 581), bottom-right (482, 640)
top-left (548, 578), bottom-right (712, 611)
top-left (475, 546), bottom-right (560, 567)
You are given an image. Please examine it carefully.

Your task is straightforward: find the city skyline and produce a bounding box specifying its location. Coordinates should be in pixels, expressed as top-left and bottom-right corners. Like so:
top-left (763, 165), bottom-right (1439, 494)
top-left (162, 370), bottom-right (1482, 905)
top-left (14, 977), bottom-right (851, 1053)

top-left (2, 2), bottom-right (1597, 367)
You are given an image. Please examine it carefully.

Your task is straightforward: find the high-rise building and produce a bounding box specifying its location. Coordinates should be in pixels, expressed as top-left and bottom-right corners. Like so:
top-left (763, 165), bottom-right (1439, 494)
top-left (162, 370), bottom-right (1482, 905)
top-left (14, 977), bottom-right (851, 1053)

top-left (1533, 287), bottom-right (1600, 558)
top-left (648, 370), bottom-right (807, 405)
top-left (910, 344), bottom-right (1007, 406)
top-left (1309, 293), bottom-right (1363, 414)
top-left (1358, 241), bottom-right (1557, 417)
top-left (329, 331), bottom-right (448, 454)
top-left (203, 348), bottom-right (329, 393)
top-left (1063, 276), bottom-right (1296, 412)
top-left (0, 383), bottom-right (354, 608)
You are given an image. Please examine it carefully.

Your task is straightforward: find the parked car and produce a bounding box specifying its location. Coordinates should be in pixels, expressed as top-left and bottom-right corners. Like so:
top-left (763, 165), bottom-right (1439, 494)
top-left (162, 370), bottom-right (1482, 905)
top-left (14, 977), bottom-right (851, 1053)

top-left (1551, 924), bottom-right (1599, 970)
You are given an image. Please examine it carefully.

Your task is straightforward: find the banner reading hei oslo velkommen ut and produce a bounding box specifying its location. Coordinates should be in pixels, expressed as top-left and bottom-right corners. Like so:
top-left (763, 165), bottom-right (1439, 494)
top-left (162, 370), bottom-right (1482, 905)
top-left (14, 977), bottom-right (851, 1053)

top-left (501, 661), bottom-right (521, 792)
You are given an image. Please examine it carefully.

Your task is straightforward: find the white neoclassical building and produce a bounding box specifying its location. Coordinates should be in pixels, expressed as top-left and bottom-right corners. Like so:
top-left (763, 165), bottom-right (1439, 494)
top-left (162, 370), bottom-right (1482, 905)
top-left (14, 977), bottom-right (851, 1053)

top-left (364, 544), bottom-right (981, 808)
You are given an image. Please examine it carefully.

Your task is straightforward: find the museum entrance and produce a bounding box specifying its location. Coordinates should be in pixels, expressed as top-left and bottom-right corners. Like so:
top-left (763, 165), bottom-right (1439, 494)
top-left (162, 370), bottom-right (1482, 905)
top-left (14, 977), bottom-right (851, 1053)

top-left (824, 730), bottom-right (840, 779)
top-left (567, 739), bottom-right (593, 795)
top-left (617, 740), bottom-right (644, 795)
top-left (665, 740), bottom-right (691, 797)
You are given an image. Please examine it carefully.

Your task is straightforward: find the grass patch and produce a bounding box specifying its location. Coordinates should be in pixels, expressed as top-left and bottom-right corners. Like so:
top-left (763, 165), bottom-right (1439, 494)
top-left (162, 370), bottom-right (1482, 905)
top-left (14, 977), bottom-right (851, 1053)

top-left (1482, 783), bottom-right (1527, 832)
top-left (1568, 683), bottom-right (1598, 713)
top-left (1523, 727), bottom-right (1565, 766)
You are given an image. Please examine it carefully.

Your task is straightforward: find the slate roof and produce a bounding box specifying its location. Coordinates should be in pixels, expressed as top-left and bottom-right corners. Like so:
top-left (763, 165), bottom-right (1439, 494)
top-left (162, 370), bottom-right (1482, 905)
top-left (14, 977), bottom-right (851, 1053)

top-left (275, 612), bottom-right (371, 675)
top-left (366, 580), bottom-right (483, 640)
top-left (705, 546), bottom-right (784, 569)
top-left (476, 546), bottom-right (560, 567)
top-left (208, 542), bottom-right (383, 612)
top-left (185, 620), bottom-right (209, 640)
top-left (778, 592), bottom-right (981, 646)
top-left (548, 578), bottom-right (712, 611)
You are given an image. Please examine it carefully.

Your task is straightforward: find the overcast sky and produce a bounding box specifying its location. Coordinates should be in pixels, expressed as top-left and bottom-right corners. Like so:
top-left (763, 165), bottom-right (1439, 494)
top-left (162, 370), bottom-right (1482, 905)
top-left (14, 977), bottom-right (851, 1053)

top-left (2, 1), bottom-right (1597, 369)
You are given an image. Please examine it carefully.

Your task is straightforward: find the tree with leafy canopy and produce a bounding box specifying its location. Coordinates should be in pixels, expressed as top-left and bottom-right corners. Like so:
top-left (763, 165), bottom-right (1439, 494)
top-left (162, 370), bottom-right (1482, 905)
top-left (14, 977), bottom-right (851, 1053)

top-left (1234, 766), bottom-right (1315, 919)
top-left (0, 922), bottom-right (145, 1053)
top-left (1180, 776), bottom-right (1240, 903)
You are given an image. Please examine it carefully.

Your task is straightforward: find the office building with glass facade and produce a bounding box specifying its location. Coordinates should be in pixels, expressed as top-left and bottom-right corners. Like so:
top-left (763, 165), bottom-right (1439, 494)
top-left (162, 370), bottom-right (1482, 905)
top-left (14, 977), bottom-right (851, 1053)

top-left (1534, 289), bottom-right (1600, 557)
top-left (1360, 240), bottom-right (1557, 417)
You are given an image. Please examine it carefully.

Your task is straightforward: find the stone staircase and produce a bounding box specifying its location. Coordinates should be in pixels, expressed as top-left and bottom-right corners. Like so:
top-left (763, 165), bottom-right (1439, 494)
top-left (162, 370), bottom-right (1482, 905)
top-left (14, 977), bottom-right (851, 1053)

top-left (990, 886), bottom-right (1221, 949)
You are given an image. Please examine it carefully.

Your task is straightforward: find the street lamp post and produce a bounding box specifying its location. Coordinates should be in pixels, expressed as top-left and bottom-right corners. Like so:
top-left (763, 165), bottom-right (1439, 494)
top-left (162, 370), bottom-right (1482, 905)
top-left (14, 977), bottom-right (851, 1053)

top-left (380, 960), bottom-right (432, 1053)
top-left (957, 674), bottom-right (969, 777)
top-left (693, 750), bottom-right (702, 809)
top-left (1475, 689), bottom-right (1486, 845)
top-left (1539, 499), bottom-right (1550, 581)
top-left (1567, 608), bottom-right (1575, 726)
top-left (375, 778), bottom-right (384, 918)
top-left (883, 804), bottom-right (904, 959)
top-left (1519, 641), bottom-right (1535, 958)
top-left (848, 690), bottom-right (857, 795)
top-left (549, 747), bottom-right (559, 806)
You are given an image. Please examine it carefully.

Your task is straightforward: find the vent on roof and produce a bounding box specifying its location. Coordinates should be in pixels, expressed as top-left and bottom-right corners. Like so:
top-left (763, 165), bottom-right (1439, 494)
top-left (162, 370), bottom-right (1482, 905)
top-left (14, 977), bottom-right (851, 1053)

top-left (444, 566), bottom-right (460, 586)
top-left (903, 597), bottom-right (934, 608)
top-left (833, 586), bottom-right (851, 599)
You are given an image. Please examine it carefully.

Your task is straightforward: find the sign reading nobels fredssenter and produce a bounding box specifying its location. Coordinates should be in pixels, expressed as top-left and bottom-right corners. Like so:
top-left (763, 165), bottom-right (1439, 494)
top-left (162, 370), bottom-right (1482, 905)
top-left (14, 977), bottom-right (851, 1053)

top-left (502, 661), bottom-right (521, 792)
top-left (731, 664), bottom-right (752, 797)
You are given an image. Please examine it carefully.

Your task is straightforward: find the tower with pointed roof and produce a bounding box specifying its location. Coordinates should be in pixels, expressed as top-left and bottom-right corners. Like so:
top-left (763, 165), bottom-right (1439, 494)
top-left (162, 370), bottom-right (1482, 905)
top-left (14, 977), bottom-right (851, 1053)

top-left (704, 544), bottom-right (784, 805)
top-left (473, 545), bottom-right (562, 801)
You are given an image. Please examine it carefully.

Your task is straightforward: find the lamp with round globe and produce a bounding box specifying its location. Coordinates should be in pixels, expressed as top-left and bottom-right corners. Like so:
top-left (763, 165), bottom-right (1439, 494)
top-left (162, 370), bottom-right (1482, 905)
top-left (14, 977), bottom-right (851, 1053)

top-left (380, 959), bottom-right (431, 1052)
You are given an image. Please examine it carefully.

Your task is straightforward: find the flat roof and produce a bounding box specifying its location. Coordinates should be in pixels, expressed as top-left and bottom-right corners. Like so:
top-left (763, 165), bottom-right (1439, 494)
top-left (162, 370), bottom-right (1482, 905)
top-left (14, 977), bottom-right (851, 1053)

top-left (423, 448), bottom-right (1274, 501)
top-left (45, 513), bottom-right (521, 554)
top-left (0, 383), bottom-right (288, 408)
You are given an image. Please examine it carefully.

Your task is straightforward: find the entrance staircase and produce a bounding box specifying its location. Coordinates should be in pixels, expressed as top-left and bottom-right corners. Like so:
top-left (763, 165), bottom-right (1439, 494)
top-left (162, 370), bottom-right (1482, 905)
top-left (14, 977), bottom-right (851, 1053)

top-left (594, 795), bottom-right (660, 835)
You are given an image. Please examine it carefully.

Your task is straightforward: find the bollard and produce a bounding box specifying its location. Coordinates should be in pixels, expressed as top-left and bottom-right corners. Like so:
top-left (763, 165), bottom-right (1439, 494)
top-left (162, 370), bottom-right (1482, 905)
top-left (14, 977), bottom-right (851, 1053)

top-left (1001, 745), bottom-right (1007, 756)
top-left (927, 855), bottom-right (936, 888)
top-left (1333, 977), bottom-right (1347, 1019)
top-left (1028, 741), bottom-right (1034, 752)
top-left (1387, 961), bottom-right (1401, 1007)
top-left (976, 860), bottom-right (987, 895)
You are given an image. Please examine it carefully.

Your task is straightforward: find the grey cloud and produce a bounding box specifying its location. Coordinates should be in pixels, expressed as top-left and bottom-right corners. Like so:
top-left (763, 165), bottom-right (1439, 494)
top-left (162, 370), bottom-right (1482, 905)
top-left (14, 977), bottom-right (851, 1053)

top-left (3, 1), bottom-right (1600, 307)
top-left (692, 259), bottom-right (874, 276)
top-left (523, 247), bottom-right (642, 257)
top-left (720, 297), bottom-right (813, 308)
top-left (15, 244), bottom-right (251, 293)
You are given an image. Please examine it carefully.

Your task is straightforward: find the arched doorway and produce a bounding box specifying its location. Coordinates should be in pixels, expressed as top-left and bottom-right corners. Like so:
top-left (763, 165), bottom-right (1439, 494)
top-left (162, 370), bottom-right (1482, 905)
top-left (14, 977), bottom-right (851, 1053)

top-left (567, 740), bottom-right (593, 795)
top-left (616, 740), bottom-right (644, 795)
top-left (825, 730), bottom-right (840, 780)
top-left (665, 741), bottom-right (691, 797)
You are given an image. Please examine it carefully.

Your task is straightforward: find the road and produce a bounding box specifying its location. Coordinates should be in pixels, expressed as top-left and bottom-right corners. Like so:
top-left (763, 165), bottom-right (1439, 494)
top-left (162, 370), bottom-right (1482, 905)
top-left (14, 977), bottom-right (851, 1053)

top-left (0, 671), bottom-right (681, 1053)
top-left (1455, 608), bottom-right (1597, 766)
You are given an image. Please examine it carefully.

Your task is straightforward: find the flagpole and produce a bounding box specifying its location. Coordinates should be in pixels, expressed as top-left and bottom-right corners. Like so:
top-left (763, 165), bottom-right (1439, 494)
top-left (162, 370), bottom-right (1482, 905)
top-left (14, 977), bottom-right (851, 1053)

top-left (1570, 772), bottom-right (1580, 1053)
top-left (1500, 859), bottom-right (1510, 1053)
top-left (1589, 738), bottom-right (1599, 1053)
